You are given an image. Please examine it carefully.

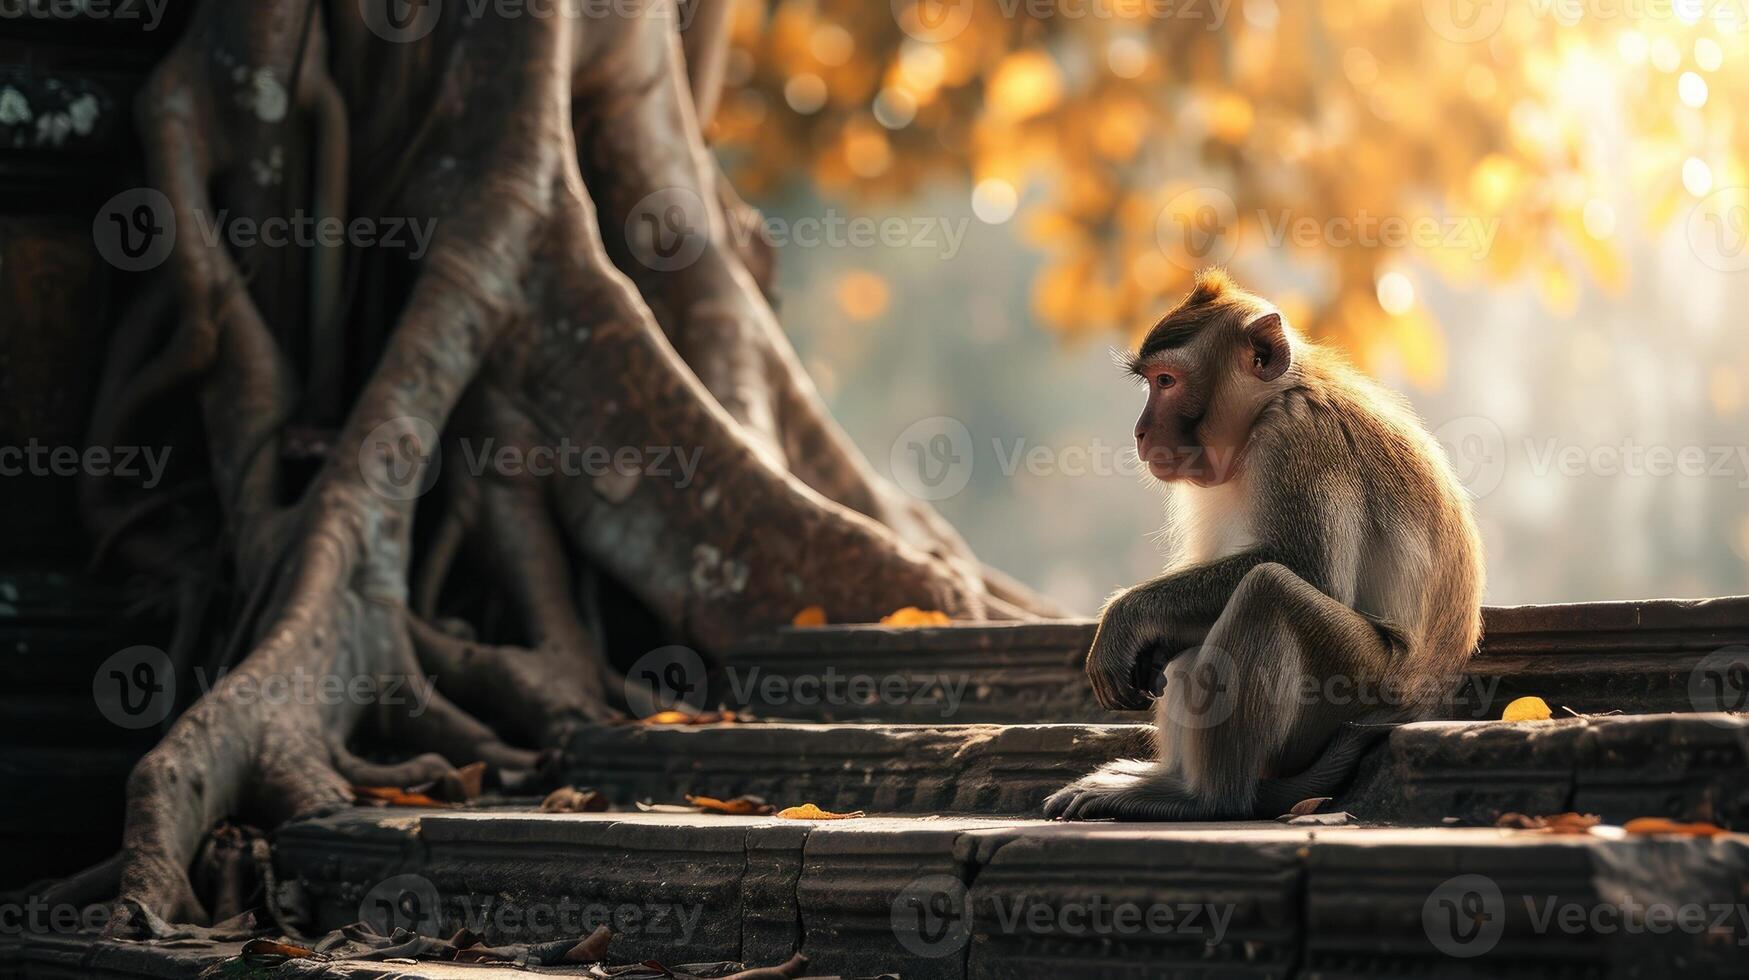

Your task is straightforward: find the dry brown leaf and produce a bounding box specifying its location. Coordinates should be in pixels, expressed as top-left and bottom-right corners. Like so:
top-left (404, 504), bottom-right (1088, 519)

top-left (792, 605), bottom-right (828, 627)
top-left (641, 709), bottom-right (737, 726)
top-left (1623, 817), bottom-right (1728, 838)
top-left (776, 803), bottom-right (865, 820)
top-left (880, 606), bottom-right (952, 627)
top-left (687, 794), bottom-right (776, 815)
top-left (540, 786), bottom-right (609, 813)
top-left (1288, 797), bottom-right (1332, 817)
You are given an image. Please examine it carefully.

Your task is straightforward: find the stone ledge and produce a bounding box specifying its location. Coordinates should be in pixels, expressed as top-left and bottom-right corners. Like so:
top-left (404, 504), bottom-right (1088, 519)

top-left (263, 811), bottom-right (1749, 980)
top-left (718, 596), bottom-right (1749, 724)
top-left (547, 714), bottom-right (1749, 825)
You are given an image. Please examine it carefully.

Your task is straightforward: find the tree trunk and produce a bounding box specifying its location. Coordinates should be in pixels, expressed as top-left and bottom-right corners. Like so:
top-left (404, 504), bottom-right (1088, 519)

top-left (83, 0), bottom-right (1064, 928)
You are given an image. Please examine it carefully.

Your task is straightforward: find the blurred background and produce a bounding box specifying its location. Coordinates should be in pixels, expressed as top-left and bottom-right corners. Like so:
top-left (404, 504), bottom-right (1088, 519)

top-left (707, 0), bottom-right (1749, 613)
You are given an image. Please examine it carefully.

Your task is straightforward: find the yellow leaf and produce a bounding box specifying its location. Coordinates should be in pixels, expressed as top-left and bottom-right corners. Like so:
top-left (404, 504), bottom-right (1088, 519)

top-left (687, 794), bottom-right (775, 815)
top-left (881, 606), bottom-right (952, 626)
top-left (792, 605), bottom-right (828, 627)
top-left (1622, 817), bottom-right (1728, 838)
top-left (776, 803), bottom-right (866, 820)
top-left (643, 710), bottom-right (695, 725)
top-left (1501, 696), bottom-right (1552, 722)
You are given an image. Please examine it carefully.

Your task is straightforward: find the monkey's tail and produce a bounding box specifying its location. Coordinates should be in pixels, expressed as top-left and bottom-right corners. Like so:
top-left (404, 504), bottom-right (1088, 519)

top-left (1251, 713), bottom-right (1402, 817)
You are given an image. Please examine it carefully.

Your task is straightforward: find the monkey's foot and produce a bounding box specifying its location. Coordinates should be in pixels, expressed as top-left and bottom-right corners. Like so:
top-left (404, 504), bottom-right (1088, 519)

top-left (1043, 761), bottom-right (1231, 821)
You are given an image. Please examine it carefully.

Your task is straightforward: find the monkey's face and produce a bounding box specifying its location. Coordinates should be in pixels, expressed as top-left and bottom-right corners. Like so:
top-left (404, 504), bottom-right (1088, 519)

top-left (1130, 307), bottom-right (1293, 487)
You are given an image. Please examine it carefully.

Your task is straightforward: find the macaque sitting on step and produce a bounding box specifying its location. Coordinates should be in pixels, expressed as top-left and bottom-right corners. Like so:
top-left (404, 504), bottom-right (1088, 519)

top-left (1046, 270), bottom-right (1484, 821)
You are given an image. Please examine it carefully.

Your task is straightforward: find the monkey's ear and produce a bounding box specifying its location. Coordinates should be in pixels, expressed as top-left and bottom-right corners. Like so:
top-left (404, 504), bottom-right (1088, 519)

top-left (1245, 313), bottom-right (1292, 382)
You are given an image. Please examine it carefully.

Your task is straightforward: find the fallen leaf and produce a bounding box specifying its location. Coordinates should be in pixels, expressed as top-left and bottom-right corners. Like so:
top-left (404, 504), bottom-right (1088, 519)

top-left (240, 939), bottom-right (317, 960)
top-left (540, 786), bottom-right (609, 813)
top-left (636, 801), bottom-right (705, 813)
top-left (880, 607), bottom-right (952, 627)
top-left (1623, 817), bottom-right (1728, 837)
top-left (1496, 812), bottom-right (1600, 834)
top-left (776, 803), bottom-right (865, 820)
top-left (1501, 695), bottom-right (1552, 722)
top-left (687, 794), bottom-right (776, 815)
top-left (353, 785), bottom-right (450, 808)
top-left (643, 710), bottom-right (697, 725)
top-left (641, 709), bottom-right (737, 726)
top-left (792, 605), bottom-right (827, 627)
top-left (1279, 811), bottom-right (1353, 826)
top-left (1288, 797), bottom-right (1332, 817)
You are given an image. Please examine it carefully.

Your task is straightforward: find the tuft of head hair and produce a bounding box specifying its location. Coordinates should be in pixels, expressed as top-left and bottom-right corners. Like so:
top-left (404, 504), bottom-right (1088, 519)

top-left (1185, 268), bottom-right (1238, 307)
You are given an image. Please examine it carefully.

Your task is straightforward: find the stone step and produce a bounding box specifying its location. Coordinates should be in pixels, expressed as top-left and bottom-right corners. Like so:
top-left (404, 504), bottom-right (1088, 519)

top-left (553, 714), bottom-right (1749, 827)
top-left (258, 809), bottom-right (1749, 979)
top-left (717, 596), bottom-right (1749, 724)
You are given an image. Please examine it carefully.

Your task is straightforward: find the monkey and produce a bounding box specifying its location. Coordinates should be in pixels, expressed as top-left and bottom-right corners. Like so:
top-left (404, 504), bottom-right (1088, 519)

top-left (1043, 269), bottom-right (1484, 821)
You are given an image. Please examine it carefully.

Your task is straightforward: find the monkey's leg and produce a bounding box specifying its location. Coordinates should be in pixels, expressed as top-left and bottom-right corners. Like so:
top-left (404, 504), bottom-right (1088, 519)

top-left (1046, 562), bottom-right (1395, 821)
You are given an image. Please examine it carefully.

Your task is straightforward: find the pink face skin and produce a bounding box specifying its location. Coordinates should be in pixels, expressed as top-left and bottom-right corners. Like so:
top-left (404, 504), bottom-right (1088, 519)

top-left (1129, 312), bottom-right (1291, 487)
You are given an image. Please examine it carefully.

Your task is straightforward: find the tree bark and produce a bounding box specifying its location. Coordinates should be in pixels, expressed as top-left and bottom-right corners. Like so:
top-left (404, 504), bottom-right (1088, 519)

top-left (84, 0), bottom-right (1061, 928)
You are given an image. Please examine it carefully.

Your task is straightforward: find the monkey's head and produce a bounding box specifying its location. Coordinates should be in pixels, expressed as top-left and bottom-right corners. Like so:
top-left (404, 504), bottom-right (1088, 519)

top-left (1125, 269), bottom-right (1294, 487)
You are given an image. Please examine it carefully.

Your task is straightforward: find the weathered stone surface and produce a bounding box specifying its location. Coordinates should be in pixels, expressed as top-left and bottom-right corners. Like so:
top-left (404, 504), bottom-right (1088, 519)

top-left (552, 714), bottom-right (1749, 825)
top-left (560, 722), bottom-right (1154, 815)
top-left (1344, 713), bottom-right (1749, 827)
top-left (265, 812), bottom-right (1749, 980)
top-left (720, 596), bottom-right (1749, 724)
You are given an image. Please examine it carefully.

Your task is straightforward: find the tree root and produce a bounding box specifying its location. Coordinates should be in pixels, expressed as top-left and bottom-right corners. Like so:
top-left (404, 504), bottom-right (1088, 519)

top-left (86, 0), bottom-right (1059, 929)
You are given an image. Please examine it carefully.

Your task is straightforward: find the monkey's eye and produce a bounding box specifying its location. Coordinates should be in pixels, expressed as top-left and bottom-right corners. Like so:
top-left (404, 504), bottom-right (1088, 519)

top-left (1155, 373), bottom-right (1176, 390)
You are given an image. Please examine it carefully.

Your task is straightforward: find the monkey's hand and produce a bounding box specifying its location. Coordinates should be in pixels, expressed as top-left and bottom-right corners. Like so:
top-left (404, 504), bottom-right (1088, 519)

top-left (1085, 592), bottom-right (1163, 711)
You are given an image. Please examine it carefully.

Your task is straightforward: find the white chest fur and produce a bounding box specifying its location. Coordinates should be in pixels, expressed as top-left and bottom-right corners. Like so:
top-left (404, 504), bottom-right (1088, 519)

top-left (1163, 480), bottom-right (1257, 570)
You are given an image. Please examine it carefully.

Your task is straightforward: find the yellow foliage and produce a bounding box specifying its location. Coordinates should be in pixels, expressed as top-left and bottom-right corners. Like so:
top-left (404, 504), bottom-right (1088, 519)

top-left (714, 1), bottom-right (1729, 376)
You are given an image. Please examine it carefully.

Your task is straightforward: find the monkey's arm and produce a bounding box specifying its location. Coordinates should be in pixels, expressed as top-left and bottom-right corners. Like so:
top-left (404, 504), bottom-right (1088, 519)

top-left (1086, 548), bottom-right (1326, 711)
